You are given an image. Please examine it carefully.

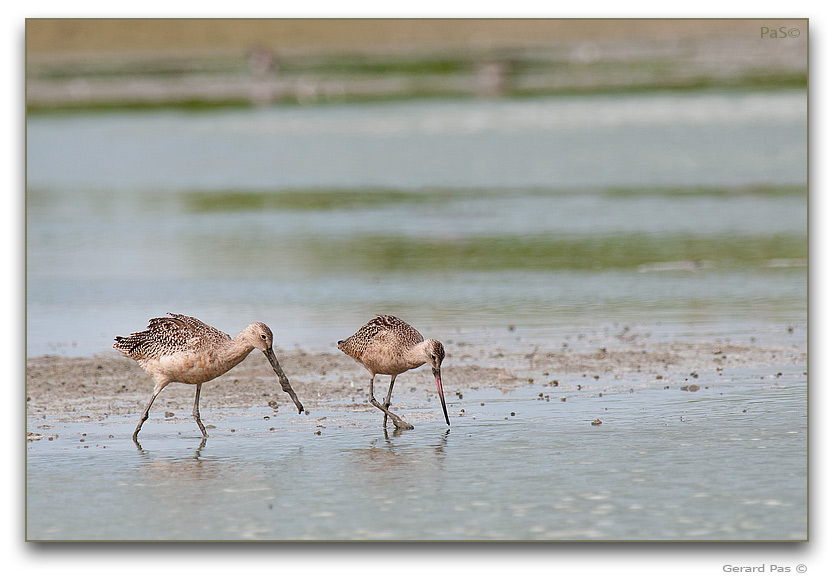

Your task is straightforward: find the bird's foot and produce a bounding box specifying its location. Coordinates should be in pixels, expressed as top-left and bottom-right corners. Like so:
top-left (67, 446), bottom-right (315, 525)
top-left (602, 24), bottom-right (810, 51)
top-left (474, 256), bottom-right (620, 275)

top-left (391, 415), bottom-right (414, 430)
top-left (371, 398), bottom-right (413, 430)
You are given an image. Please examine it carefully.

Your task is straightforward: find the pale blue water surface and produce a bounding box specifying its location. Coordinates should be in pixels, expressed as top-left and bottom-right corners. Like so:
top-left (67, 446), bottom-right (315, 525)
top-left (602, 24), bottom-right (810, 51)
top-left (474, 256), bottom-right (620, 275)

top-left (26, 90), bottom-right (806, 356)
top-left (26, 90), bottom-right (807, 541)
top-left (27, 371), bottom-right (806, 541)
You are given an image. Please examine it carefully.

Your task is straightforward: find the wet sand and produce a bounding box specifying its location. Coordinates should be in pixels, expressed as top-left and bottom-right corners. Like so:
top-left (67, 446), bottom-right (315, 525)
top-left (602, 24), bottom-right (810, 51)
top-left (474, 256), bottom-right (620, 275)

top-left (26, 331), bottom-right (807, 434)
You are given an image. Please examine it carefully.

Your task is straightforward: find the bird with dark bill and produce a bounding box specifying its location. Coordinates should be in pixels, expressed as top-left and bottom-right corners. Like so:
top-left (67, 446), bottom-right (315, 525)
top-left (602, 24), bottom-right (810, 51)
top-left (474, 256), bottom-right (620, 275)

top-left (114, 313), bottom-right (303, 442)
top-left (338, 315), bottom-right (450, 430)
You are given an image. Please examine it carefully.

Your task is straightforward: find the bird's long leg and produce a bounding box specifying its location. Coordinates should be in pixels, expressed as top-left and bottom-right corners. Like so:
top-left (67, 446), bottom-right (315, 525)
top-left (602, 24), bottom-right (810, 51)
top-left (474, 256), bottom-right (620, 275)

top-left (369, 376), bottom-right (413, 430)
top-left (133, 380), bottom-right (169, 442)
top-left (192, 383), bottom-right (208, 439)
top-left (382, 375), bottom-right (397, 428)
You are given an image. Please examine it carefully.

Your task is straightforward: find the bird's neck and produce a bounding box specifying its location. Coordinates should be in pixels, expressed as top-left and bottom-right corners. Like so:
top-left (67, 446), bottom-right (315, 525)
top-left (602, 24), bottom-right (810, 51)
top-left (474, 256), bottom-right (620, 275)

top-left (404, 341), bottom-right (430, 369)
top-left (219, 335), bottom-right (257, 368)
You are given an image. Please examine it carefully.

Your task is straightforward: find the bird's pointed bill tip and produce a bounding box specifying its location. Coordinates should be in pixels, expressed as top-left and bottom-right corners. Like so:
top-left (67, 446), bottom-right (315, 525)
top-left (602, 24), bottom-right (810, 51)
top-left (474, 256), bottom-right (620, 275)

top-left (436, 373), bottom-right (450, 426)
top-left (264, 349), bottom-right (305, 414)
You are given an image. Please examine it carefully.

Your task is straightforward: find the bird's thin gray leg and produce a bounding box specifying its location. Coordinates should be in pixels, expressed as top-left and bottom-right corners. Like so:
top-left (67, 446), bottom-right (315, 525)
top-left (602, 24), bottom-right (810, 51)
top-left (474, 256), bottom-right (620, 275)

top-left (382, 375), bottom-right (397, 428)
top-left (192, 383), bottom-right (208, 439)
top-left (133, 380), bottom-right (168, 442)
top-left (369, 375), bottom-right (413, 430)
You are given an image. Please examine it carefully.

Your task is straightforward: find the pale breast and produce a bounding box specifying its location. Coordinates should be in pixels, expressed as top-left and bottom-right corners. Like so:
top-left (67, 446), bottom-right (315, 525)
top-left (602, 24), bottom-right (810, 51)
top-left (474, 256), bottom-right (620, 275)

top-left (143, 352), bottom-right (238, 385)
top-left (360, 342), bottom-right (425, 376)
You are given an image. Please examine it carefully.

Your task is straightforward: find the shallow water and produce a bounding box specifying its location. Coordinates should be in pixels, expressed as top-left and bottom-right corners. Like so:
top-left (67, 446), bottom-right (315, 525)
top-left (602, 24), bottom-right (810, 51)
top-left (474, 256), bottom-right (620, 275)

top-left (27, 366), bottom-right (807, 541)
top-left (25, 91), bottom-right (807, 356)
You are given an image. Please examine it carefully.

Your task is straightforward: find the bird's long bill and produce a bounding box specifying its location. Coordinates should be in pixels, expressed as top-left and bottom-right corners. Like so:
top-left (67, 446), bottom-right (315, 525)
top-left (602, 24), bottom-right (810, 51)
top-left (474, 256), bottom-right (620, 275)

top-left (265, 348), bottom-right (304, 414)
top-left (434, 370), bottom-right (450, 426)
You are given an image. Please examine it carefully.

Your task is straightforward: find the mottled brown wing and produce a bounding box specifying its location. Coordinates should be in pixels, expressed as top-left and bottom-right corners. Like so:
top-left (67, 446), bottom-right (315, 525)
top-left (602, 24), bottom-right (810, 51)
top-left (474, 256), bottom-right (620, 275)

top-left (165, 313), bottom-right (231, 343)
top-left (369, 315), bottom-right (424, 344)
top-left (114, 314), bottom-right (230, 360)
top-left (339, 315), bottom-right (423, 359)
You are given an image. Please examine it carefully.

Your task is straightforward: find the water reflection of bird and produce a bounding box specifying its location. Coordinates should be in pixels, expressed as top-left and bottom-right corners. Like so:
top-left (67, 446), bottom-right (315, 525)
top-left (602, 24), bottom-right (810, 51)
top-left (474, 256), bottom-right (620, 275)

top-left (353, 429), bottom-right (450, 480)
top-left (337, 315), bottom-right (449, 429)
top-left (114, 313), bottom-right (303, 442)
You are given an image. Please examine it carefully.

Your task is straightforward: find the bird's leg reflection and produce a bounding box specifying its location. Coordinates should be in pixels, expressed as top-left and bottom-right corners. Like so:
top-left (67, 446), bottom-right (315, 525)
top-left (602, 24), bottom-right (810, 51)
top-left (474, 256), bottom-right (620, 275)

top-left (382, 426), bottom-right (406, 441)
top-left (357, 428), bottom-right (450, 481)
top-left (133, 435), bottom-right (208, 457)
top-left (193, 436), bottom-right (207, 458)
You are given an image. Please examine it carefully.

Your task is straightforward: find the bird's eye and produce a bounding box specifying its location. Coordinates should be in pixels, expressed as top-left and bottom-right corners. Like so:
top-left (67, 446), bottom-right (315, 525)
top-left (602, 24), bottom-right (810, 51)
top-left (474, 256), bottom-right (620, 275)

top-left (261, 334), bottom-right (268, 340)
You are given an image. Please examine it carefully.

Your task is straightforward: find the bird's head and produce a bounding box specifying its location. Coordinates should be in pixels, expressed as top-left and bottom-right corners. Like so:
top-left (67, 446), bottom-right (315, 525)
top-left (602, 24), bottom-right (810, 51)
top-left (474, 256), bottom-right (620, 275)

top-left (242, 322), bottom-right (274, 353)
top-left (426, 338), bottom-right (445, 374)
top-left (425, 339), bottom-right (449, 426)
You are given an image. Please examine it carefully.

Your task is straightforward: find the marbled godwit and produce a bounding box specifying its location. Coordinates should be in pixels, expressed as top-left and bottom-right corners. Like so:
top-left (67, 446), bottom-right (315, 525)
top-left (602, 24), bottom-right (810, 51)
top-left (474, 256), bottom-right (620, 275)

top-left (114, 313), bottom-right (303, 441)
top-left (338, 315), bottom-right (449, 430)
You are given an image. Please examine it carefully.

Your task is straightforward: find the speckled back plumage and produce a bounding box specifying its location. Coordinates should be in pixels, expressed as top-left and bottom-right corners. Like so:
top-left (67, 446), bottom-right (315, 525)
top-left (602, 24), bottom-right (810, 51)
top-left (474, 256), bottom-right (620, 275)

top-left (337, 315), bottom-right (423, 360)
top-left (113, 313), bottom-right (231, 361)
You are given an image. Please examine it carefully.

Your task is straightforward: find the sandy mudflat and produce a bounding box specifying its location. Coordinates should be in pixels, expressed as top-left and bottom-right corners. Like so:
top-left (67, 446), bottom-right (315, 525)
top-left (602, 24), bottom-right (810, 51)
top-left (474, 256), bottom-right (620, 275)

top-left (26, 330), bottom-right (807, 429)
